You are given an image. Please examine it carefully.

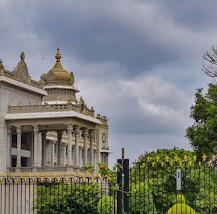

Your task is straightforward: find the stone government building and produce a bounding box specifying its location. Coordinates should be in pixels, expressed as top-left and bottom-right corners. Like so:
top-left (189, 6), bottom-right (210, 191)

top-left (0, 49), bottom-right (109, 174)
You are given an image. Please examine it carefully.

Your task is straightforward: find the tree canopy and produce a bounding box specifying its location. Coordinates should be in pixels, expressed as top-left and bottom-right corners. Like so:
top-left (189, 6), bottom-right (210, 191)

top-left (186, 84), bottom-right (217, 158)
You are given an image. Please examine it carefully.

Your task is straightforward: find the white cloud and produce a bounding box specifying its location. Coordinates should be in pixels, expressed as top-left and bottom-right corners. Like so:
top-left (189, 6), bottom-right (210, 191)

top-left (77, 72), bottom-right (192, 136)
top-left (119, 74), bottom-right (191, 110)
top-left (138, 100), bottom-right (177, 119)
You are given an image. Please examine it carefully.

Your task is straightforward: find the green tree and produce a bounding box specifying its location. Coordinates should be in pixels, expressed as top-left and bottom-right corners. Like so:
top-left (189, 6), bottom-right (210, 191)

top-left (186, 84), bottom-right (217, 158)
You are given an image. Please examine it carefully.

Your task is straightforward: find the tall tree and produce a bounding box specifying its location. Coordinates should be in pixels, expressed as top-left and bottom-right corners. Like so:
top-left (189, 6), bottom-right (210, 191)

top-left (186, 84), bottom-right (217, 157)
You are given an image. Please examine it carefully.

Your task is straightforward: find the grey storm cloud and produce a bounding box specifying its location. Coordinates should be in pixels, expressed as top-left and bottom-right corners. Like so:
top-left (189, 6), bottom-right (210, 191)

top-left (0, 0), bottom-right (216, 165)
top-left (29, 1), bottom-right (178, 72)
top-left (156, 0), bottom-right (217, 30)
top-left (0, 0), bottom-right (201, 74)
top-left (0, 0), bottom-right (216, 76)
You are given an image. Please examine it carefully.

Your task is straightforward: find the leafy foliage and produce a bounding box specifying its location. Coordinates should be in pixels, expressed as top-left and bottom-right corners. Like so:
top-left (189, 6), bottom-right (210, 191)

top-left (36, 181), bottom-right (100, 214)
top-left (186, 84), bottom-right (217, 158)
top-left (130, 182), bottom-right (156, 213)
top-left (82, 164), bottom-right (94, 172)
top-left (98, 162), bottom-right (122, 183)
top-left (97, 196), bottom-right (117, 214)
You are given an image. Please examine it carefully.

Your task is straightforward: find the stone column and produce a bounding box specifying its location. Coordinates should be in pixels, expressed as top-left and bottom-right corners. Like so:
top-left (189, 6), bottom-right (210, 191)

top-left (38, 132), bottom-right (42, 167)
top-left (72, 146), bottom-right (75, 164)
top-left (105, 153), bottom-right (108, 166)
top-left (33, 126), bottom-right (39, 167)
top-left (16, 126), bottom-right (22, 168)
top-left (62, 143), bottom-right (67, 166)
top-left (29, 133), bottom-right (33, 167)
top-left (94, 150), bottom-right (96, 168)
top-left (67, 125), bottom-right (73, 166)
top-left (57, 131), bottom-right (62, 166)
top-left (7, 127), bottom-right (12, 168)
top-left (101, 153), bottom-right (104, 163)
top-left (50, 141), bottom-right (54, 167)
top-left (45, 141), bottom-right (50, 166)
top-left (79, 146), bottom-right (82, 166)
top-left (83, 128), bottom-right (88, 165)
top-left (89, 130), bottom-right (94, 166)
top-left (41, 132), bottom-right (47, 167)
top-left (74, 125), bottom-right (80, 166)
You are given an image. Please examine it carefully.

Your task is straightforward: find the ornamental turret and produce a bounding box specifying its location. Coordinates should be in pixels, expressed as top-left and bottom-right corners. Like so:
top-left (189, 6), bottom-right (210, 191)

top-left (41, 48), bottom-right (79, 104)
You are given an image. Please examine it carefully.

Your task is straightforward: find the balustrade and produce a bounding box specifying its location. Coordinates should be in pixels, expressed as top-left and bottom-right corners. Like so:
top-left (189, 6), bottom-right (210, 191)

top-left (8, 102), bottom-right (95, 117)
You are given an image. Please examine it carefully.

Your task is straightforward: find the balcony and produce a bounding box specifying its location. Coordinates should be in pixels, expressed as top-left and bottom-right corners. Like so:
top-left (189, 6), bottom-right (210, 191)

top-left (8, 102), bottom-right (95, 117)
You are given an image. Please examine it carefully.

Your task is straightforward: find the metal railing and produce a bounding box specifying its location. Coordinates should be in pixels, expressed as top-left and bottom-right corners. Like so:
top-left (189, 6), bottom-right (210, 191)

top-left (0, 175), bottom-right (116, 214)
top-left (125, 156), bottom-right (217, 214)
top-left (2, 155), bottom-right (217, 213)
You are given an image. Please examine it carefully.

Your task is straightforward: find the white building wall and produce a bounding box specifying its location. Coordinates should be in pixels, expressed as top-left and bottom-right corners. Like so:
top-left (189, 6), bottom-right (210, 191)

top-left (0, 82), bottom-right (43, 172)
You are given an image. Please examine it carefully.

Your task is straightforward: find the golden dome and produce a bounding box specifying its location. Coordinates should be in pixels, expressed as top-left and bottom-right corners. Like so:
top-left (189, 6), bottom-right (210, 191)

top-left (41, 48), bottom-right (74, 86)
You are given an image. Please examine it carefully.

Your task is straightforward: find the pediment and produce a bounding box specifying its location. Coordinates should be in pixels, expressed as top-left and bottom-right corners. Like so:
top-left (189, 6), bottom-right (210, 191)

top-left (13, 52), bottom-right (31, 84)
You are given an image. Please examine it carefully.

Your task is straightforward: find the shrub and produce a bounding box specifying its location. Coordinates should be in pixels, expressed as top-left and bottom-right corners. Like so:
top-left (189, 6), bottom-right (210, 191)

top-left (166, 195), bottom-right (196, 214)
top-left (36, 181), bottom-right (100, 214)
top-left (130, 182), bottom-right (156, 214)
top-left (97, 196), bottom-right (117, 214)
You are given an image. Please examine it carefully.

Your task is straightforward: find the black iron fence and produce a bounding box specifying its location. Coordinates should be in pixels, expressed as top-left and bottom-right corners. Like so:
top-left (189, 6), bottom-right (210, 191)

top-left (0, 156), bottom-right (217, 213)
top-left (126, 156), bottom-right (217, 214)
top-left (0, 174), bottom-right (117, 214)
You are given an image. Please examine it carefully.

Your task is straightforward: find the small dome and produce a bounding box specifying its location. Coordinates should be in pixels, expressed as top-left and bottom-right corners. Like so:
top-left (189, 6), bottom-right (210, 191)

top-left (41, 48), bottom-right (74, 86)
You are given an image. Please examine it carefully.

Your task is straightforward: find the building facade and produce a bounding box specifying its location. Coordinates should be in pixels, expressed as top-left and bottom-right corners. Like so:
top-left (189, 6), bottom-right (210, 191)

top-left (0, 49), bottom-right (109, 174)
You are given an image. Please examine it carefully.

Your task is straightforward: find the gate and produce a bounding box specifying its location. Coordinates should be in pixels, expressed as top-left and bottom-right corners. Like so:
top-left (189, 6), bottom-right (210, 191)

top-left (117, 154), bottom-right (217, 214)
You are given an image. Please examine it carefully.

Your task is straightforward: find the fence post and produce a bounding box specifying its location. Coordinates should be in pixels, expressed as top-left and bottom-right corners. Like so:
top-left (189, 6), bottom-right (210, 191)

top-left (124, 159), bottom-right (129, 213)
top-left (117, 159), bottom-right (122, 214)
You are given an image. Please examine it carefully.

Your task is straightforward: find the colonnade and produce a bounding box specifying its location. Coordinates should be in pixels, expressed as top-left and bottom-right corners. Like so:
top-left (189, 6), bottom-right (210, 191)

top-left (7, 124), bottom-right (96, 169)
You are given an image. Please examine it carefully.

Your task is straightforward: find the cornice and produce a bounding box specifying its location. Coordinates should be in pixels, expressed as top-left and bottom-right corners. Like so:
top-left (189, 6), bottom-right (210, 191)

top-left (0, 76), bottom-right (47, 96)
top-left (5, 111), bottom-right (102, 124)
top-left (44, 85), bottom-right (79, 92)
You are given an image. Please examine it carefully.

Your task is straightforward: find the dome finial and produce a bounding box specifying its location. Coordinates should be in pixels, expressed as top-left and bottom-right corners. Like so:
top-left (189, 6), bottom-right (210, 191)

top-left (55, 48), bottom-right (62, 67)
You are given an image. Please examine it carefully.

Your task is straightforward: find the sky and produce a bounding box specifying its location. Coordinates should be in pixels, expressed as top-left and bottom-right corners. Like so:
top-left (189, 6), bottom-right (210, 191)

top-left (0, 0), bottom-right (216, 166)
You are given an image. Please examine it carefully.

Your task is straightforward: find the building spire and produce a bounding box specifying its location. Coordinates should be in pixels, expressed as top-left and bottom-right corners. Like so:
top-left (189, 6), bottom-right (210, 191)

top-left (55, 48), bottom-right (62, 67)
top-left (0, 59), bottom-right (5, 76)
